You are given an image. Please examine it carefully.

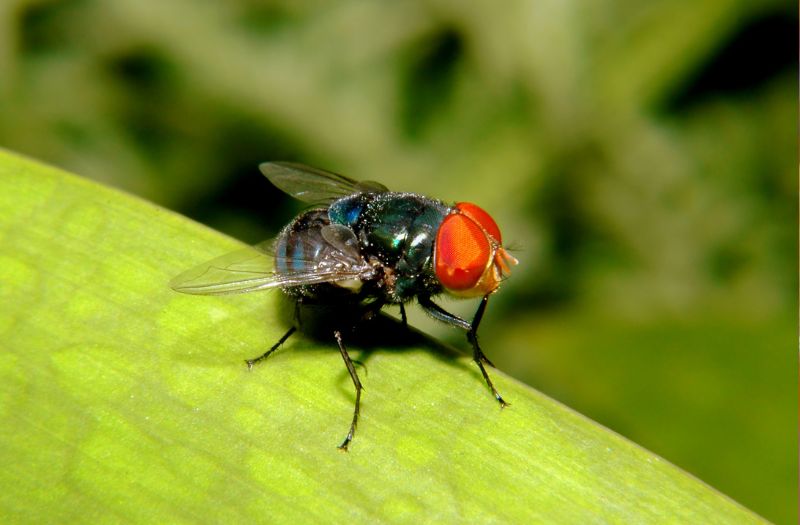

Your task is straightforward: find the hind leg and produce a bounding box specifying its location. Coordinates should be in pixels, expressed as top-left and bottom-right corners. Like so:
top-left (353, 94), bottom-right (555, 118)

top-left (245, 299), bottom-right (301, 369)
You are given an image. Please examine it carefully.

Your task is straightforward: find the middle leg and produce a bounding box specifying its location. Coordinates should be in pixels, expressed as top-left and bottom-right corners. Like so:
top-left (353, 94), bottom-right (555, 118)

top-left (334, 330), bottom-right (363, 451)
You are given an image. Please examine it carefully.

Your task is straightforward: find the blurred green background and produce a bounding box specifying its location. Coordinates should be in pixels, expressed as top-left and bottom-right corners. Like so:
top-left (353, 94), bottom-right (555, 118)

top-left (0, 0), bottom-right (795, 522)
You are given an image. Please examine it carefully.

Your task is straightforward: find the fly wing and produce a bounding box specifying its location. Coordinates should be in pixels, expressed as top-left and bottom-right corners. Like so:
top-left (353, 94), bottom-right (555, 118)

top-left (260, 162), bottom-right (388, 204)
top-left (169, 238), bottom-right (374, 296)
top-left (320, 224), bottom-right (360, 260)
top-left (169, 241), bottom-right (280, 295)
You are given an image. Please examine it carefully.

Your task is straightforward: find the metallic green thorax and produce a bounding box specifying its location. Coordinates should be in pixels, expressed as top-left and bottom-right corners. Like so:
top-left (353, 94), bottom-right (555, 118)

top-left (328, 192), bottom-right (450, 301)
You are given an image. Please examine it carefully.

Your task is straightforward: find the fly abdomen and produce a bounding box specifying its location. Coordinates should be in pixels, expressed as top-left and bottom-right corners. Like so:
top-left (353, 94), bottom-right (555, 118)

top-left (274, 209), bottom-right (374, 298)
top-left (274, 209), bottom-right (330, 276)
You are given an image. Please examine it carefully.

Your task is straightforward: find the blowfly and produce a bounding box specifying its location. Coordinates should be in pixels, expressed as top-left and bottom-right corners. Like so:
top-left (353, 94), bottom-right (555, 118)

top-left (170, 163), bottom-right (519, 450)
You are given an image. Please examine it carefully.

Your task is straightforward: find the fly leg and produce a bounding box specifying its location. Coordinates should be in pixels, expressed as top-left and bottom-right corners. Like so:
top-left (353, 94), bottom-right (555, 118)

top-left (399, 303), bottom-right (408, 329)
top-left (360, 298), bottom-right (386, 323)
top-left (467, 295), bottom-right (508, 406)
top-left (245, 299), bottom-right (301, 369)
top-left (245, 326), bottom-right (296, 369)
top-left (334, 330), bottom-right (362, 451)
top-left (418, 294), bottom-right (508, 407)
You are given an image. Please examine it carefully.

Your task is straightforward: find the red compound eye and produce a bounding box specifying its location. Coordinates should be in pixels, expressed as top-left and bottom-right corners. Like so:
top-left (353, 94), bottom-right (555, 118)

top-left (435, 202), bottom-right (511, 295)
top-left (435, 210), bottom-right (494, 291)
top-left (454, 202), bottom-right (501, 243)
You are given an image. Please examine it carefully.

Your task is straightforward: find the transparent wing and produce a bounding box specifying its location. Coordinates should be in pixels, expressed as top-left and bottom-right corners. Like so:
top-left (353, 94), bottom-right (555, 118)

top-left (169, 241), bottom-right (279, 295)
top-left (169, 239), bottom-right (374, 296)
top-left (260, 162), bottom-right (388, 203)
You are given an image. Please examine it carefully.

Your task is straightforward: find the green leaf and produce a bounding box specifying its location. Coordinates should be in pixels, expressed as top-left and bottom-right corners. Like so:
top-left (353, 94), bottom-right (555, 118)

top-left (0, 149), bottom-right (767, 524)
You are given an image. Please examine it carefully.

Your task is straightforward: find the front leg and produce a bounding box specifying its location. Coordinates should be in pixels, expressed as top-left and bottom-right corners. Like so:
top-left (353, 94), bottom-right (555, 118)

top-left (418, 295), bottom-right (508, 407)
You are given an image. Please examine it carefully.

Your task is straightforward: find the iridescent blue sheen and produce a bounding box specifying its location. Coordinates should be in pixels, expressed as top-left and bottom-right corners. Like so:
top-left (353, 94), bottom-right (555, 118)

top-left (327, 192), bottom-right (449, 300)
top-left (274, 209), bottom-right (330, 276)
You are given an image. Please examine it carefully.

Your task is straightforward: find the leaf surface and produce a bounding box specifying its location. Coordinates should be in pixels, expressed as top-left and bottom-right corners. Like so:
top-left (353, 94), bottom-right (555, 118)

top-left (0, 150), bottom-right (767, 524)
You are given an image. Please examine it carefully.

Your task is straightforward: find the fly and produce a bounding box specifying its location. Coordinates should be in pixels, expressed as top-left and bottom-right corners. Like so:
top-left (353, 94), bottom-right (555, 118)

top-left (170, 162), bottom-right (519, 450)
